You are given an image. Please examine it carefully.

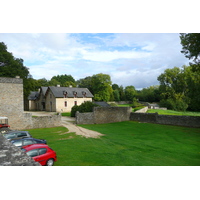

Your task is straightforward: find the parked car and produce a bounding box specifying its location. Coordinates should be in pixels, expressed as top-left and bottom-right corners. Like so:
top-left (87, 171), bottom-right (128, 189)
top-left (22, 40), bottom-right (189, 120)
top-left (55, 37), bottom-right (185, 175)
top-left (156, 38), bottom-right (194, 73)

top-left (2, 131), bottom-right (32, 140)
top-left (10, 137), bottom-right (47, 147)
top-left (21, 144), bottom-right (57, 166)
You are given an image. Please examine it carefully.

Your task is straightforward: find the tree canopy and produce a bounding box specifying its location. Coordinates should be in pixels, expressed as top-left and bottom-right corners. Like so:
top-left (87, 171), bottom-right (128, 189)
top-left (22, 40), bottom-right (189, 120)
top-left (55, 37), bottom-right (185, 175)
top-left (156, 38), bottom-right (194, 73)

top-left (0, 42), bottom-right (30, 79)
top-left (180, 33), bottom-right (200, 66)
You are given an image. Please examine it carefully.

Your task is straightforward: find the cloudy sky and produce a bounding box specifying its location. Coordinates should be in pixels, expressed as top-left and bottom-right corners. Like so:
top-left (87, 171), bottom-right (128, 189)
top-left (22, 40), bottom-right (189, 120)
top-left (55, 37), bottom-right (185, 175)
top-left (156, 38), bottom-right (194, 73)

top-left (0, 33), bottom-right (189, 89)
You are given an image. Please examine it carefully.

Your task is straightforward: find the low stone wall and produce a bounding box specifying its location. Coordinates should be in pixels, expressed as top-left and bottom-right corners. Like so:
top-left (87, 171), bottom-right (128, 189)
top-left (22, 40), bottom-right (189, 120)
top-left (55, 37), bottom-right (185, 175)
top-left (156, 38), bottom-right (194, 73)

top-left (6, 113), bottom-right (62, 130)
top-left (76, 107), bottom-right (132, 124)
top-left (130, 112), bottom-right (200, 128)
top-left (24, 114), bottom-right (62, 130)
top-left (0, 134), bottom-right (40, 166)
top-left (76, 112), bottom-right (94, 124)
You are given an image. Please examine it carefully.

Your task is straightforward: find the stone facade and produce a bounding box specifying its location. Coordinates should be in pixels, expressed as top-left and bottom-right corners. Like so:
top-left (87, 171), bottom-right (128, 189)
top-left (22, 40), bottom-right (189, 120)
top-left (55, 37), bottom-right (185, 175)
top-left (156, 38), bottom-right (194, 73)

top-left (0, 77), bottom-right (61, 130)
top-left (0, 134), bottom-right (40, 166)
top-left (0, 77), bottom-right (25, 129)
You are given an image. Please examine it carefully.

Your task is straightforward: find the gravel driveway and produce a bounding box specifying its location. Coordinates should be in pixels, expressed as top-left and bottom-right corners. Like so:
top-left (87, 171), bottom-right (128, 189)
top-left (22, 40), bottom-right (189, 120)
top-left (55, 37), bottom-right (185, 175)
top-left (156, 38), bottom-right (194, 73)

top-left (25, 111), bottom-right (103, 138)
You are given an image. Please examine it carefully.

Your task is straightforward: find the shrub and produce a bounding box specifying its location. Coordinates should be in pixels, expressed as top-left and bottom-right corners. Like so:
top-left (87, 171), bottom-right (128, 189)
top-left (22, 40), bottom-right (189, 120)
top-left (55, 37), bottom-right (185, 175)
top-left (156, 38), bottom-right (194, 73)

top-left (160, 98), bottom-right (188, 112)
top-left (70, 101), bottom-right (99, 117)
top-left (71, 105), bottom-right (79, 117)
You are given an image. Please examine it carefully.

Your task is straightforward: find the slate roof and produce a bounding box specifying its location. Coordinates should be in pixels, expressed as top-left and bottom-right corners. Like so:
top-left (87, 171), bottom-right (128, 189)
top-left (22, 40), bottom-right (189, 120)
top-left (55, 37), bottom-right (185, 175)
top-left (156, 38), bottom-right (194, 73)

top-left (41, 87), bottom-right (48, 95)
top-left (47, 86), bottom-right (94, 98)
top-left (94, 101), bottom-right (111, 107)
top-left (28, 87), bottom-right (48, 100)
top-left (28, 91), bottom-right (39, 100)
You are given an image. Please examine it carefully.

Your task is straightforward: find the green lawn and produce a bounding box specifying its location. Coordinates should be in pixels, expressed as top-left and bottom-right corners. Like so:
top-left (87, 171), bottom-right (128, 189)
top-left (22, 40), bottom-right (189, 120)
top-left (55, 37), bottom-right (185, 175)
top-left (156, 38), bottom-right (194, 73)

top-left (147, 109), bottom-right (200, 116)
top-left (27, 121), bottom-right (200, 166)
top-left (61, 112), bottom-right (71, 117)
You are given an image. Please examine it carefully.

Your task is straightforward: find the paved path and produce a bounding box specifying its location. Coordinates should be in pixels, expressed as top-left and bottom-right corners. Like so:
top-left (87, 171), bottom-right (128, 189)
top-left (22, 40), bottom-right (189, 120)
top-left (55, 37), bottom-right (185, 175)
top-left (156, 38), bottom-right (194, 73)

top-left (25, 111), bottom-right (103, 138)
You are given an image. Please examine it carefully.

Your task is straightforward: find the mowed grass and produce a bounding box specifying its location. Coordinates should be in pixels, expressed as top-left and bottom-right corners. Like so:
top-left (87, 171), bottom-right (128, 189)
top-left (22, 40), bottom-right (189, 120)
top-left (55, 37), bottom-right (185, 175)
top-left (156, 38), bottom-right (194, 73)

top-left (147, 109), bottom-right (200, 116)
top-left (27, 122), bottom-right (200, 166)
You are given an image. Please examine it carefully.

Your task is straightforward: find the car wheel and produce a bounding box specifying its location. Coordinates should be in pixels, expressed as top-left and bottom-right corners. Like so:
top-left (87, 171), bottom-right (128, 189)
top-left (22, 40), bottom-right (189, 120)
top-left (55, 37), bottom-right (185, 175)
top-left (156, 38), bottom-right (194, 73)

top-left (46, 159), bottom-right (54, 166)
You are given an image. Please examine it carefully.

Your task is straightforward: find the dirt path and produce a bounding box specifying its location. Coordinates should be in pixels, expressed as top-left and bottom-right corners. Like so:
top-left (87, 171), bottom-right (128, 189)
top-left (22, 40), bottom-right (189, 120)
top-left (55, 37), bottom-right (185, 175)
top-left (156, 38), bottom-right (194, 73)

top-left (61, 117), bottom-right (103, 138)
top-left (25, 111), bottom-right (103, 138)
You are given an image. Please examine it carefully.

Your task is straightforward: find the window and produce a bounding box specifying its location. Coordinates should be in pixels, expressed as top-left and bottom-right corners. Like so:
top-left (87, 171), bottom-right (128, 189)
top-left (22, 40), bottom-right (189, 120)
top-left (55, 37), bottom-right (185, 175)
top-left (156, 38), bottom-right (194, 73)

top-left (64, 101), bottom-right (67, 107)
top-left (13, 140), bottom-right (22, 147)
top-left (73, 91), bottom-right (77, 97)
top-left (82, 91), bottom-right (86, 97)
top-left (23, 139), bottom-right (34, 146)
top-left (27, 149), bottom-right (38, 157)
top-left (63, 91), bottom-right (67, 98)
top-left (17, 132), bottom-right (27, 137)
top-left (74, 101), bottom-right (77, 106)
top-left (39, 148), bottom-right (47, 155)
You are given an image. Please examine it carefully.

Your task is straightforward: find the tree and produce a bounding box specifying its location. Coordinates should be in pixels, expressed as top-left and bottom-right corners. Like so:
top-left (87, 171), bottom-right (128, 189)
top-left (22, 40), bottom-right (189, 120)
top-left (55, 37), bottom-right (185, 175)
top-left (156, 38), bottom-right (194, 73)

top-left (0, 42), bottom-right (29, 79)
top-left (137, 85), bottom-right (160, 102)
top-left (180, 33), bottom-right (200, 65)
top-left (77, 73), bottom-right (113, 101)
top-left (157, 65), bottom-right (200, 111)
top-left (0, 42), bottom-right (32, 100)
top-left (124, 86), bottom-right (136, 101)
top-left (51, 74), bottom-right (75, 86)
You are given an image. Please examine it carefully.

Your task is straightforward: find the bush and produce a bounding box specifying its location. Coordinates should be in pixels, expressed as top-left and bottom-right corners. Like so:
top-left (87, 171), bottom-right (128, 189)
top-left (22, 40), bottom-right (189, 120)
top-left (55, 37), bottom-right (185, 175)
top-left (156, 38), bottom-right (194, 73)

top-left (70, 101), bottom-right (99, 117)
top-left (160, 98), bottom-right (188, 112)
top-left (71, 105), bottom-right (79, 117)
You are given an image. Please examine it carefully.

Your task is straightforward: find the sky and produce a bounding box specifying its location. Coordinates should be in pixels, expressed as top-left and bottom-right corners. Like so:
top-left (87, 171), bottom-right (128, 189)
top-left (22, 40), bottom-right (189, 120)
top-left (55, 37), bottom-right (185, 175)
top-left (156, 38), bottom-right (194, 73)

top-left (0, 33), bottom-right (189, 90)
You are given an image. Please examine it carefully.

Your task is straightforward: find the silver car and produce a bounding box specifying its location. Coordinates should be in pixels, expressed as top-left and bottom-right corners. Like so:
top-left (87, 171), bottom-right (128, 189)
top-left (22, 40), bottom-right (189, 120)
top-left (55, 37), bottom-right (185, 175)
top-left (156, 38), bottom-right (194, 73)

top-left (3, 131), bottom-right (32, 140)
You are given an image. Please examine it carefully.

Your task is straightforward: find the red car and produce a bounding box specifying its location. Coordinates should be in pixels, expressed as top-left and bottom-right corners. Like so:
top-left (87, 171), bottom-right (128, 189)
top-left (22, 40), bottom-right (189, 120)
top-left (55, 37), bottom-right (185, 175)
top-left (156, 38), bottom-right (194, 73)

top-left (21, 144), bottom-right (57, 166)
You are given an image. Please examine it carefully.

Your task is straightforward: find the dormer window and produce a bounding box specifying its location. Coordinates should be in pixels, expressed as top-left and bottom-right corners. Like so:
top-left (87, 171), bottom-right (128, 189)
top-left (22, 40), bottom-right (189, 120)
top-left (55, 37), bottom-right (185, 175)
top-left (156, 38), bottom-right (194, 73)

top-left (73, 91), bottom-right (77, 97)
top-left (63, 91), bottom-right (67, 98)
top-left (82, 91), bottom-right (86, 97)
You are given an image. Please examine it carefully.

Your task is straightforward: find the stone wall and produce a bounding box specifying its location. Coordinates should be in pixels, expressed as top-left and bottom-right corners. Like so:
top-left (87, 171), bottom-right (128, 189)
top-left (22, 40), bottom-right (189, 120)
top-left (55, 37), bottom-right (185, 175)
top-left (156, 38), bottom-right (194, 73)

top-left (130, 112), bottom-right (200, 128)
top-left (0, 77), bottom-right (61, 130)
top-left (0, 134), bottom-right (40, 166)
top-left (12, 113), bottom-right (62, 130)
top-left (0, 77), bottom-right (24, 128)
top-left (76, 112), bottom-right (94, 124)
top-left (76, 107), bottom-right (132, 124)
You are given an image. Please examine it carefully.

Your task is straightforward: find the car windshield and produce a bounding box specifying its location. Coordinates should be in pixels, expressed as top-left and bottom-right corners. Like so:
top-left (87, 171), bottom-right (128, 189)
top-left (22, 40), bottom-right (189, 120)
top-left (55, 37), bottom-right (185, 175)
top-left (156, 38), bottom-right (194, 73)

top-left (4, 133), bottom-right (16, 139)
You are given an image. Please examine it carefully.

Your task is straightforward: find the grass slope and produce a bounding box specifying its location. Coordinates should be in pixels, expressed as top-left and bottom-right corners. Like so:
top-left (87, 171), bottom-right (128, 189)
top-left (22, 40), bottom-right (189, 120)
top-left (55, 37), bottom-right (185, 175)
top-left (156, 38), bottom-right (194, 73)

top-left (147, 109), bottom-right (200, 116)
top-left (27, 122), bottom-right (200, 166)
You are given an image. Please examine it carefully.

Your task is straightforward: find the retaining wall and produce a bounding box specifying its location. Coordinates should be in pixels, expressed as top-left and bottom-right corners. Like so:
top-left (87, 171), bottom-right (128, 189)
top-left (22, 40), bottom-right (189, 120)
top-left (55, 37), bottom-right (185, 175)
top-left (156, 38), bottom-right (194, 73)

top-left (130, 112), bottom-right (200, 128)
top-left (76, 107), bottom-right (132, 124)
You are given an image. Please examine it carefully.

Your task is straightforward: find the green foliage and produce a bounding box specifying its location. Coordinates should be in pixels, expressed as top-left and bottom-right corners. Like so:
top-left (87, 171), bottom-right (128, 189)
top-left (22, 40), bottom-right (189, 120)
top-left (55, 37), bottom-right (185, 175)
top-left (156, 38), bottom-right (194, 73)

top-left (71, 101), bottom-right (99, 117)
top-left (180, 33), bottom-right (200, 65)
top-left (158, 65), bottom-right (200, 111)
top-left (147, 109), bottom-right (200, 116)
top-left (71, 105), bottom-right (80, 117)
top-left (124, 85), bottom-right (136, 101)
top-left (108, 102), bottom-right (118, 107)
top-left (51, 74), bottom-right (76, 86)
top-left (77, 73), bottom-right (113, 101)
top-left (160, 97), bottom-right (188, 112)
top-left (0, 42), bottom-right (30, 79)
top-left (137, 85), bottom-right (161, 102)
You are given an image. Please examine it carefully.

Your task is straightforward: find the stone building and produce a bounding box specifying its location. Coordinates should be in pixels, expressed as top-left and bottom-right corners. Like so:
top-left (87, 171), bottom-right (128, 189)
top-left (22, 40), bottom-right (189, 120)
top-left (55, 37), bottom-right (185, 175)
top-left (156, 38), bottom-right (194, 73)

top-left (28, 86), bottom-right (94, 112)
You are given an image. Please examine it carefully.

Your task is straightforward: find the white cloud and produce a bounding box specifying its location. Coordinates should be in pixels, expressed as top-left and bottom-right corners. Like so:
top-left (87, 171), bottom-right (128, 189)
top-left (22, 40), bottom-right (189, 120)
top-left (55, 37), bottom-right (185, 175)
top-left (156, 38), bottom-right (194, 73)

top-left (0, 33), bottom-right (190, 89)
